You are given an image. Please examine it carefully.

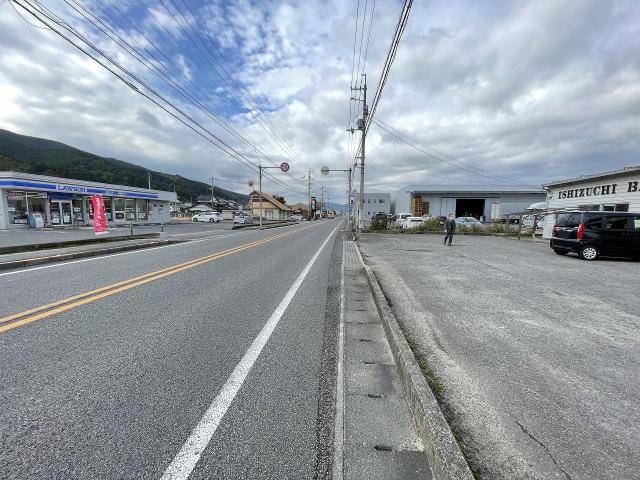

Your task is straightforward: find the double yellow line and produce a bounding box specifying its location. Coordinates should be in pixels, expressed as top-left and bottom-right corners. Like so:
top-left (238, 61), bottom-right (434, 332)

top-left (0, 225), bottom-right (314, 334)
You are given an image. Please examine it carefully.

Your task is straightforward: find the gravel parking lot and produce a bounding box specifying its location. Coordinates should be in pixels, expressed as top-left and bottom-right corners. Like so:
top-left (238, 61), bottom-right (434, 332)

top-left (359, 233), bottom-right (639, 480)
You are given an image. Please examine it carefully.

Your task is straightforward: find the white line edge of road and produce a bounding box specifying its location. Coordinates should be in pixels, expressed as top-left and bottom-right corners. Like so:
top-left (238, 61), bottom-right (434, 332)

top-left (0, 225), bottom-right (307, 278)
top-left (160, 221), bottom-right (343, 480)
top-left (0, 233), bottom-right (238, 278)
top-left (332, 237), bottom-right (346, 480)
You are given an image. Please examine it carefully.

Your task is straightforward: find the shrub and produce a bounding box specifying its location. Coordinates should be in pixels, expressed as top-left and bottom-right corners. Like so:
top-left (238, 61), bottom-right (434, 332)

top-left (403, 218), bottom-right (443, 233)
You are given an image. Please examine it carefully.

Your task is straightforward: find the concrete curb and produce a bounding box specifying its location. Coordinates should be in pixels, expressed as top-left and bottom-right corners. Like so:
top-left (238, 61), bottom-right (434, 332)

top-left (231, 221), bottom-right (296, 230)
top-left (0, 233), bottom-right (161, 255)
top-left (0, 240), bottom-right (181, 271)
top-left (353, 242), bottom-right (475, 480)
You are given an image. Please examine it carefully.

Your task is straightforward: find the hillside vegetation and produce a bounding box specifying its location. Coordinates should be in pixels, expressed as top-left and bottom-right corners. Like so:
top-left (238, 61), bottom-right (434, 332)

top-left (0, 129), bottom-right (247, 203)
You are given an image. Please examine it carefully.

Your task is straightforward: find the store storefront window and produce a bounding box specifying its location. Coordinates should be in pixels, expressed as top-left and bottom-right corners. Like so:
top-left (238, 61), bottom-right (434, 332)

top-left (103, 197), bottom-right (113, 221)
top-left (113, 198), bottom-right (125, 221)
top-left (125, 198), bottom-right (135, 221)
top-left (7, 191), bottom-right (28, 224)
top-left (136, 199), bottom-right (148, 220)
top-left (73, 197), bottom-right (84, 223)
top-left (84, 196), bottom-right (94, 221)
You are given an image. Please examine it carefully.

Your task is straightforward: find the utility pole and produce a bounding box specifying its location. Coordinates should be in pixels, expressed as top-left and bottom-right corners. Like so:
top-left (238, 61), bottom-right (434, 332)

top-left (259, 165), bottom-right (263, 229)
top-left (320, 186), bottom-right (324, 216)
top-left (148, 172), bottom-right (151, 189)
top-left (347, 167), bottom-right (353, 226)
top-left (306, 169), bottom-right (313, 220)
top-left (209, 177), bottom-right (215, 206)
top-left (351, 73), bottom-right (367, 230)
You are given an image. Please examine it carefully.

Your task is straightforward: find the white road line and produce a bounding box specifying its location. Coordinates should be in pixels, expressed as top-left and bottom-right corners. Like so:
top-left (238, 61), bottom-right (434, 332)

top-left (160, 221), bottom-right (343, 480)
top-left (0, 223), bottom-right (308, 278)
top-left (0, 232), bottom-right (242, 278)
top-left (332, 237), bottom-right (346, 480)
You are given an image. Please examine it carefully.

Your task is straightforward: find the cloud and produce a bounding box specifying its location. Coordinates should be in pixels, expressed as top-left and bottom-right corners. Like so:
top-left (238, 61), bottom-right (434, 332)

top-left (0, 0), bottom-right (638, 204)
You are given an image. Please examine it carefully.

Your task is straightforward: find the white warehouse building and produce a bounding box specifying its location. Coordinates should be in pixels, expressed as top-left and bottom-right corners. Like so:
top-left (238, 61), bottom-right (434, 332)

top-left (392, 185), bottom-right (545, 219)
top-left (543, 165), bottom-right (640, 213)
top-left (355, 192), bottom-right (391, 221)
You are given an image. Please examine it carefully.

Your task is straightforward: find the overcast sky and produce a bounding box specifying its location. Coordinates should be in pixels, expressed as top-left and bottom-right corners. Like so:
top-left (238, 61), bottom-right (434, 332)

top-left (1, 0), bottom-right (639, 203)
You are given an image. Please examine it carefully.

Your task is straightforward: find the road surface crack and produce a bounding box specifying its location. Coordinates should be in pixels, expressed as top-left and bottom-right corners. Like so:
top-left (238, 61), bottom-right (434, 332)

top-left (514, 418), bottom-right (573, 480)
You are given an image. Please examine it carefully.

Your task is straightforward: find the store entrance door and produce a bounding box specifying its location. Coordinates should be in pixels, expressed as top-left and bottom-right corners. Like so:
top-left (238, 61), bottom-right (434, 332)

top-left (50, 201), bottom-right (74, 225)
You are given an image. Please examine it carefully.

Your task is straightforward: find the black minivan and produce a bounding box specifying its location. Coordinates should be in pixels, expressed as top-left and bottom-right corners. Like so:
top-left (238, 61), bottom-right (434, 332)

top-left (550, 211), bottom-right (640, 260)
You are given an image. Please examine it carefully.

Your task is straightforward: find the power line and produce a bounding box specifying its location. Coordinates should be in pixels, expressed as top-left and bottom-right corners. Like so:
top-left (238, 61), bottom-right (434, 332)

top-left (165, 0), bottom-right (311, 173)
top-left (361, 0), bottom-right (377, 74)
top-left (375, 118), bottom-right (532, 186)
top-left (365, 0), bottom-right (413, 134)
top-left (372, 118), bottom-right (538, 187)
top-left (11, 0), bottom-right (305, 196)
top-left (351, 0), bottom-right (413, 167)
top-left (75, 0), bottom-right (305, 195)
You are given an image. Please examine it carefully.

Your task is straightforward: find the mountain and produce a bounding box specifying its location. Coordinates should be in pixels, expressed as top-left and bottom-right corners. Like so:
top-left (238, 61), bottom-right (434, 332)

top-left (0, 129), bottom-right (247, 204)
top-left (325, 202), bottom-right (349, 213)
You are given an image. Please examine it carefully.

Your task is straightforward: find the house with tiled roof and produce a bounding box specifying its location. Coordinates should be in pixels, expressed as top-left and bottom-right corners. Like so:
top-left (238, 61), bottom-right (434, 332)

top-left (248, 191), bottom-right (292, 220)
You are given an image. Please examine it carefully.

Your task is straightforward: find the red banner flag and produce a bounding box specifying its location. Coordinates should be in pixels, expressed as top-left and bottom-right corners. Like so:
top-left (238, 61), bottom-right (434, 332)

top-left (91, 195), bottom-right (108, 235)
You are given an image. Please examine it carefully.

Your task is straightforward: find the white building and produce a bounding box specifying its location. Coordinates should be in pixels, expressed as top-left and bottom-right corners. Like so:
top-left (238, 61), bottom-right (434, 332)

top-left (356, 192), bottom-right (391, 221)
top-left (0, 171), bottom-right (177, 230)
top-left (543, 165), bottom-right (640, 213)
top-left (392, 185), bottom-right (545, 219)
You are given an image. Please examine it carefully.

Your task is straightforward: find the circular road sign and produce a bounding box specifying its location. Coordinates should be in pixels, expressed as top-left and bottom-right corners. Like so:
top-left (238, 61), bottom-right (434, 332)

top-left (320, 166), bottom-right (330, 176)
top-left (280, 162), bottom-right (290, 172)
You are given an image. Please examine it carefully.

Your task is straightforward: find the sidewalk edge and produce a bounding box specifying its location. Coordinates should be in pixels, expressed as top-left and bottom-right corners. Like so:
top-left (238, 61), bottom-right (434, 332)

top-left (0, 240), bottom-right (180, 272)
top-left (353, 242), bottom-right (475, 480)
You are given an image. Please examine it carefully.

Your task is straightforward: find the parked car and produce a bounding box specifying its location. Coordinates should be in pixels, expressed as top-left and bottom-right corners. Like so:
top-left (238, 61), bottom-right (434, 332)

top-left (421, 214), bottom-right (433, 221)
top-left (550, 211), bottom-right (640, 260)
top-left (192, 211), bottom-right (223, 223)
top-left (289, 214), bottom-right (303, 221)
top-left (522, 215), bottom-right (544, 230)
top-left (395, 213), bottom-right (411, 228)
top-left (233, 213), bottom-right (249, 224)
top-left (403, 217), bottom-right (425, 229)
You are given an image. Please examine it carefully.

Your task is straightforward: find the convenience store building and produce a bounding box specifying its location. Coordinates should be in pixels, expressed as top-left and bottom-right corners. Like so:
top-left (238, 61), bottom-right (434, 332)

top-left (0, 171), bottom-right (176, 230)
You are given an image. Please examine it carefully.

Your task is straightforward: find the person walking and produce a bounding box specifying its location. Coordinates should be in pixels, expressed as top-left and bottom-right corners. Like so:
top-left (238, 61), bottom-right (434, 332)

top-left (444, 213), bottom-right (456, 246)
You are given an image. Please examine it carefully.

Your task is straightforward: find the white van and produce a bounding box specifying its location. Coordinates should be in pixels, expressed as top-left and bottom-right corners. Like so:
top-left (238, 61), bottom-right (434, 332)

top-left (395, 213), bottom-right (411, 227)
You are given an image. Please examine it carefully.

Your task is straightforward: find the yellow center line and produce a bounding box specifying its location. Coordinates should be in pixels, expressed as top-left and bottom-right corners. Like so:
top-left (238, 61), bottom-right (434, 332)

top-left (0, 223), bottom-right (321, 334)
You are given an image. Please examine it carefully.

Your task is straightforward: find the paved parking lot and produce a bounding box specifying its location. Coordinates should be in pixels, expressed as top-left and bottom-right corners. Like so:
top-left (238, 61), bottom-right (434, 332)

top-left (359, 233), bottom-right (639, 480)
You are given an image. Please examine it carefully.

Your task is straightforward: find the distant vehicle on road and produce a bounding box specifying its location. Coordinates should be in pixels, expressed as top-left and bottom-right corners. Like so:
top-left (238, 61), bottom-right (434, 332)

top-left (192, 211), bottom-right (223, 223)
top-left (551, 211), bottom-right (640, 260)
top-left (327, 211), bottom-right (335, 219)
top-left (233, 213), bottom-right (248, 224)
top-left (289, 214), bottom-right (303, 222)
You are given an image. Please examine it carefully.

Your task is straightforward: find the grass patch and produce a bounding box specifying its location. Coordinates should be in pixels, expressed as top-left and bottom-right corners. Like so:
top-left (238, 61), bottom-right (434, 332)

top-left (403, 333), bottom-right (482, 479)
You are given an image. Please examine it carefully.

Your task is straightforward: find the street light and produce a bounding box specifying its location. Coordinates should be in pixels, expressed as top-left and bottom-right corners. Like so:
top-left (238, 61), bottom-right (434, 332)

top-left (320, 166), bottom-right (353, 227)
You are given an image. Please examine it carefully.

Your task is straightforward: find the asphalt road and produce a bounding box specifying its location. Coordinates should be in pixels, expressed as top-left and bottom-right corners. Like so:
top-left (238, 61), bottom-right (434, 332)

top-left (359, 233), bottom-right (640, 480)
top-left (0, 219), bottom-right (343, 479)
top-left (0, 221), bottom-right (232, 247)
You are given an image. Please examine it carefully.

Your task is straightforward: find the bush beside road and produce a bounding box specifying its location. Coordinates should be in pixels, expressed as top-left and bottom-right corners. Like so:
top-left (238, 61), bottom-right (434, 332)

top-left (358, 233), bottom-right (639, 480)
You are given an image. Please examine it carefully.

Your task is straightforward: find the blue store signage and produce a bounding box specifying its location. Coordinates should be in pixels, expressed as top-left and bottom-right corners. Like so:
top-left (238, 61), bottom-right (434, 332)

top-left (0, 179), bottom-right (158, 199)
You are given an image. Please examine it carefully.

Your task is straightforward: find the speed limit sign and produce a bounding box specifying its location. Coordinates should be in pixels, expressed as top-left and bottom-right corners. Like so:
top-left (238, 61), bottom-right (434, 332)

top-left (280, 162), bottom-right (290, 172)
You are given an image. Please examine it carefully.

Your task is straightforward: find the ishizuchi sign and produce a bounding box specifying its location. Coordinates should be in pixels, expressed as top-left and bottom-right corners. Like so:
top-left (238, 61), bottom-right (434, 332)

top-left (557, 181), bottom-right (640, 199)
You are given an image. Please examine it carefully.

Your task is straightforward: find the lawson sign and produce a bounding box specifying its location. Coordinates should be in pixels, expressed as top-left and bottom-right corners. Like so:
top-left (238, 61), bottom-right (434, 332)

top-left (0, 179), bottom-right (158, 199)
